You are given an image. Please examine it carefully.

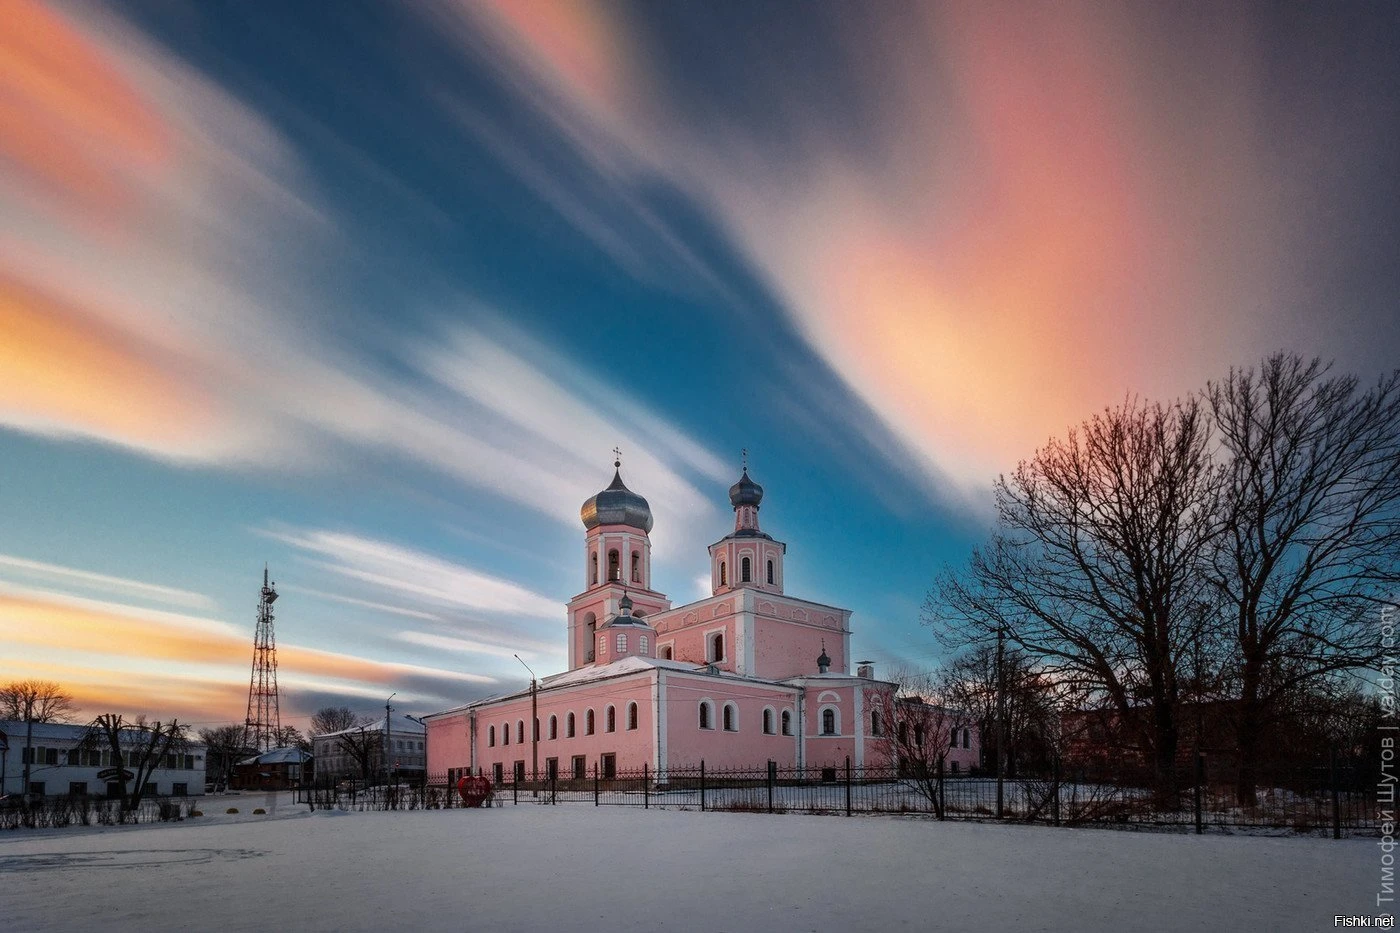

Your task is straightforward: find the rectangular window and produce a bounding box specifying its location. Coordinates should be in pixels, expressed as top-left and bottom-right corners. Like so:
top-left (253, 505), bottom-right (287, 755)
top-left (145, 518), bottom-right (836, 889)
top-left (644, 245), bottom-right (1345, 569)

top-left (45, 747), bottom-right (58, 765)
top-left (143, 782), bottom-right (157, 796)
top-left (514, 761), bottom-right (526, 783)
top-left (172, 783), bottom-right (188, 797)
top-left (492, 762), bottom-right (504, 784)
top-left (68, 782), bottom-right (87, 796)
top-left (572, 755), bottom-right (586, 780)
top-left (66, 748), bottom-right (80, 766)
top-left (184, 755), bottom-right (195, 770)
top-left (546, 758), bottom-right (558, 780)
top-left (601, 753), bottom-right (616, 780)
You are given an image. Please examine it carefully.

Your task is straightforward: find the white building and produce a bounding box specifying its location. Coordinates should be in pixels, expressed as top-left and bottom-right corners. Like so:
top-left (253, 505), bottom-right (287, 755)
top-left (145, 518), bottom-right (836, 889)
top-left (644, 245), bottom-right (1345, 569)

top-left (312, 714), bottom-right (426, 783)
top-left (0, 720), bottom-right (206, 799)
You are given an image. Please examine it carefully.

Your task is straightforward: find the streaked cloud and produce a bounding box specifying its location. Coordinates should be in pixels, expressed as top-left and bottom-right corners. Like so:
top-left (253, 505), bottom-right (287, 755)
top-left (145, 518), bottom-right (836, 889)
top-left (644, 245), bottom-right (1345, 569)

top-left (440, 1), bottom-right (1381, 487)
top-left (264, 526), bottom-right (562, 619)
top-left (0, 554), bottom-right (214, 610)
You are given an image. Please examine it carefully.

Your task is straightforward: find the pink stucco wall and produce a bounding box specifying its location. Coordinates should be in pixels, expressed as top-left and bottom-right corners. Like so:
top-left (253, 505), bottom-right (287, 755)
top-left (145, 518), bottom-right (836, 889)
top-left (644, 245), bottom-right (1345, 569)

top-left (426, 711), bottom-right (471, 776)
top-left (473, 675), bottom-right (658, 781)
top-left (662, 673), bottom-right (800, 769)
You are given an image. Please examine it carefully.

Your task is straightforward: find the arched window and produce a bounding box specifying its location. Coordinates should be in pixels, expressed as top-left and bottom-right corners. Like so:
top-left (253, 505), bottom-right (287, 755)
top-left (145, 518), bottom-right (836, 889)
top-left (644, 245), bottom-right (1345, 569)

top-left (627, 702), bottom-right (639, 730)
top-left (502, 721), bottom-right (510, 745)
top-left (639, 634), bottom-right (649, 655)
top-left (763, 708), bottom-right (775, 735)
top-left (517, 720), bottom-right (525, 744)
top-left (710, 632), bottom-right (724, 662)
top-left (719, 561), bottom-right (727, 585)
top-left (566, 712), bottom-right (576, 738)
top-left (781, 710), bottom-right (792, 736)
top-left (488, 725), bottom-right (496, 747)
top-left (699, 701), bottom-right (714, 730)
top-left (898, 721), bottom-right (908, 744)
top-left (606, 705), bottom-right (616, 733)
top-left (822, 707), bottom-right (837, 736)
top-left (548, 715), bottom-right (558, 740)
top-left (962, 728), bottom-right (971, 749)
top-left (608, 549), bottom-right (620, 581)
top-left (871, 710), bottom-right (882, 736)
top-left (631, 551), bottom-right (641, 582)
top-left (615, 632), bottom-right (627, 653)
top-left (767, 560), bottom-right (775, 585)
top-left (741, 556), bottom-right (751, 582)
top-left (661, 645), bottom-right (672, 660)
top-left (914, 724), bottom-right (925, 747)
top-left (585, 709), bottom-right (595, 735)
top-left (723, 703), bottom-right (738, 732)
top-left (591, 552), bottom-right (598, 585)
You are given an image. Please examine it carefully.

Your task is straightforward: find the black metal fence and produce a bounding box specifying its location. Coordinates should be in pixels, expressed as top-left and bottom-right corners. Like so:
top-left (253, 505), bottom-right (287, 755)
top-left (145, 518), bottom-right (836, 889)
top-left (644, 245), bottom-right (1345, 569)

top-left (367, 758), bottom-right (1374, 836)
top-left (0, 794), bottom-right (198, 830)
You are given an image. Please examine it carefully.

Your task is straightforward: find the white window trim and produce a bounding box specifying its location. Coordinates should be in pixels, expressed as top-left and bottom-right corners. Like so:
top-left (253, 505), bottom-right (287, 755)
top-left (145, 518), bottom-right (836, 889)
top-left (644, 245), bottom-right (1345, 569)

top-left (819, 704), bottom-right (841, 737)
top-left (658, 640), bottom-right (675, 660)
top-left (722, 701), bottom-right (739, 732)
top-left (703, 626), bottom-right (726, 663)
top-left (698, 698), bottom-right (716, 731)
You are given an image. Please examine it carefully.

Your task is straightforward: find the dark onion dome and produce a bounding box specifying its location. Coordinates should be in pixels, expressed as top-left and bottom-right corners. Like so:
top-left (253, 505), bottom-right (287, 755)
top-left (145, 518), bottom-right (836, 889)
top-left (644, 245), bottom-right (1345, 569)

top-left (729, 468), bottom-right (763, 509)
top-left (817, 643), bottom-right (831, 671)
top-left (581, 462), bottom-right (654, 532)
top-left (618, 593), bottom-right (634, 614)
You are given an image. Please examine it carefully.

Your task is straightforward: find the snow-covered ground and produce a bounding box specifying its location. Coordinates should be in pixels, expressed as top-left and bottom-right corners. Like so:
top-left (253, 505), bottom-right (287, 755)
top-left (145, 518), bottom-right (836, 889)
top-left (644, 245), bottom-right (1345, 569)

top-left (0, 793), bottom-right (1378, 932)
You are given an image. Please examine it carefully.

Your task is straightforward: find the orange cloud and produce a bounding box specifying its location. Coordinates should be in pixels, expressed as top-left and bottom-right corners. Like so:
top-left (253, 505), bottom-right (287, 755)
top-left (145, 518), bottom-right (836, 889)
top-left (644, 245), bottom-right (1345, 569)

top-left (0, 271), bottom-right (215, 447)
top-left (0, 0), bottom-right (170, 227)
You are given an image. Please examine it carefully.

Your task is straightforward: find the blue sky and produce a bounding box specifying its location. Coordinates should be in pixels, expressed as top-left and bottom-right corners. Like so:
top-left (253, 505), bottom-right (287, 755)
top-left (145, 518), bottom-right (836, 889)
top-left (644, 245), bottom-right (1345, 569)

top-left (1, 1), bottom-right (1397, 728)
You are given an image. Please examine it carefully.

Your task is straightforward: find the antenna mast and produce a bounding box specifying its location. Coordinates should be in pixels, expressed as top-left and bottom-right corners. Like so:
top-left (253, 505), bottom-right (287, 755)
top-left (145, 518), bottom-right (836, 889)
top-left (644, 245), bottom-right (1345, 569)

top-left (243, 564), bottom-right (282, 753)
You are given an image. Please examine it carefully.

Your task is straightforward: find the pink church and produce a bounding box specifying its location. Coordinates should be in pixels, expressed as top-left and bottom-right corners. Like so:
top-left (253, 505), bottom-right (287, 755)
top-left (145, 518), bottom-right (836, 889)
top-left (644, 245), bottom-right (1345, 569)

top-left (425, 462), bottom-right (973, 785)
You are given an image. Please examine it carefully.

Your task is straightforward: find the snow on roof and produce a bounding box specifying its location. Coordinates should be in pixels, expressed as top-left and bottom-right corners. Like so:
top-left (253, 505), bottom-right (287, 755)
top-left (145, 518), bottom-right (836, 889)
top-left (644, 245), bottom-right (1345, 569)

top-left (312, 714), bottom-right (426, 739)
top-left (0, 719), bottom-right (207, 749)
top-left (238, 746), bottom-right (312, 766)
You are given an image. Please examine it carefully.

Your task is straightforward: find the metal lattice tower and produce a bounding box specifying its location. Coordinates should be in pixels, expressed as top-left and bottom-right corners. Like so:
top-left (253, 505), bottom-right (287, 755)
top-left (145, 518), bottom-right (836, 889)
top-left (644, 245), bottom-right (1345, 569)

top-left (242, 565), bottom-right (281, 753)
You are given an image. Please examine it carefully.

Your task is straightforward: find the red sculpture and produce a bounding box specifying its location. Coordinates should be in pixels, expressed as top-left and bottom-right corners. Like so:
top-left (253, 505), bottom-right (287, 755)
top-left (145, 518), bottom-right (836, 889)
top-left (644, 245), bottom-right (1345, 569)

top-left (456, 774), bottom-right (494, 808)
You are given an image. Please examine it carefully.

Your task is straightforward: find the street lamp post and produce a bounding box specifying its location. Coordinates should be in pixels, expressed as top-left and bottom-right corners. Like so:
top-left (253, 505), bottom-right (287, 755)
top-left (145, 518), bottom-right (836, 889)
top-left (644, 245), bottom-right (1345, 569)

top-left (384, 692), bottom-right (395, 787)
top-left (515, 655), bottom-right (538, 784)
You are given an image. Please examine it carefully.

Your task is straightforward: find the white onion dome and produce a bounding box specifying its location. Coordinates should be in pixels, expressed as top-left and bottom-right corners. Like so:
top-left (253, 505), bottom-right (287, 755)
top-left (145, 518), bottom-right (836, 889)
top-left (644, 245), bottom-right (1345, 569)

top-left (729, 468), bottom-right (763, 509)
top-left (581, 462), bottom-right (653, 533)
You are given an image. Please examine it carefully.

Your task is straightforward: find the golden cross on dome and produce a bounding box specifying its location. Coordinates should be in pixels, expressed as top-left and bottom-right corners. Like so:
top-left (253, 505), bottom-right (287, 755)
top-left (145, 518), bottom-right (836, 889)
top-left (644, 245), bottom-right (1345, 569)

top-left (612, 446), bottom-right (622, 468)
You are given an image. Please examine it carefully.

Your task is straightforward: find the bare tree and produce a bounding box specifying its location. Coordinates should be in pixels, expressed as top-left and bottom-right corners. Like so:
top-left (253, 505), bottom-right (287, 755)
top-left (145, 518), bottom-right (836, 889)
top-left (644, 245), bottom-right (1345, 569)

top-left (942, 644), bottom-right (1062, 775)
top-left (335, 727), bottom-right (381, 783)
top-left (929, 397), bottom-right (1219, 800)
top-left (310, 706), bottom-right (369, 736)
top-left (866, 669), bottom-right (968, 817)
top-left (273, 725), bottom-right (309, 752)
top-left (198, 725), bottom-right (253, 789)
top-left (0, 680), bottom-right (75, 723)
top-left (2, 679), bottom-right (76, 798)
top-left (79, 715), bottom-right (188, 812)
top-left (1206, 353), bottom-right (1400, 804)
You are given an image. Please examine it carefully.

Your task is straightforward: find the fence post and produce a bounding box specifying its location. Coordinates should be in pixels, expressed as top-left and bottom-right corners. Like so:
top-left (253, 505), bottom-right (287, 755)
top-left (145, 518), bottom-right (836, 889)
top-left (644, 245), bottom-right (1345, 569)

top-left (1194, 752), bottom-right (1204, 835)
top-left (1331, 746), bottom-right (1342, 840)
top-left (513, 774), bottom-right (518, 806)
top-left (551, 770), bottom-right (557, 805)
top-left (845, 756), bottom-right (852, 817)
top-left (768, 760), bottom-right (775, 814)
top-left (1052, 755), bottom-right (1061, 827)
top-left (700, 760), bottom-right (706, 812)
top-left (594, 762), bottom-right (600, 807)
top-left (936, 755), bottom-right (945, 821)
top-left (644, 763), bottom-right (649, 810)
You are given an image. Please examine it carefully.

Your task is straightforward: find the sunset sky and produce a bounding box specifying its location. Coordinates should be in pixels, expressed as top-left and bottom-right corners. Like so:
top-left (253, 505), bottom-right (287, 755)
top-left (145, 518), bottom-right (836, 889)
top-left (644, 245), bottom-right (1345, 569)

top-left (2, 1), bottom-right (1397, 731)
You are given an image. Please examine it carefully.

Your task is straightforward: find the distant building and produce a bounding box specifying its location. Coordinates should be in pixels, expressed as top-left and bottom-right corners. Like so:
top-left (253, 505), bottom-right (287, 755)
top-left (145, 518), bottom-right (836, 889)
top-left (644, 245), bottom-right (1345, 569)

top-left (0, 720), bottom-right (205, 799)
top-left (232, 746), bottom-right (313, 790)
top-left (311, 715), bottom-right (425, 784)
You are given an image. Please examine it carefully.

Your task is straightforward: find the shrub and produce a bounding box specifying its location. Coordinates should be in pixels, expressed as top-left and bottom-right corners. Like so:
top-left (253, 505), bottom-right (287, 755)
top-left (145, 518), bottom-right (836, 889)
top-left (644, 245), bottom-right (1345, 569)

top-left (253, 808), bottom-right (266, 815)
top-left (190, 810), bottom-right (203, 817)
top-left (226, 807), bottom-right (239, 814)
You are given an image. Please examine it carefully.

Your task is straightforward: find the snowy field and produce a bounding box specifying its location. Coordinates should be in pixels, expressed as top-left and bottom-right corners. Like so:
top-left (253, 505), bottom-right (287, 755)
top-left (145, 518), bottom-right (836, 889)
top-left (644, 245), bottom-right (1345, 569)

top-left (0, 793), bottom-right (1379, 933)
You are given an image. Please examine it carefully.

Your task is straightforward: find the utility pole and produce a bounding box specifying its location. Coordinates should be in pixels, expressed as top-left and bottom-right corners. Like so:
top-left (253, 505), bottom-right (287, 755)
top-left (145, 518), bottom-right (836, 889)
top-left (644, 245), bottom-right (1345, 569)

top-left (384, 692), bottom-right (395, 786)
top-left (21, 694), bottom-right (34, 799)
top-left (516, 655), bottom-right (538, 783)
top-left (995, 625), bottom-right (1006, 819)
